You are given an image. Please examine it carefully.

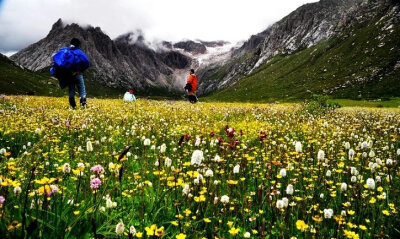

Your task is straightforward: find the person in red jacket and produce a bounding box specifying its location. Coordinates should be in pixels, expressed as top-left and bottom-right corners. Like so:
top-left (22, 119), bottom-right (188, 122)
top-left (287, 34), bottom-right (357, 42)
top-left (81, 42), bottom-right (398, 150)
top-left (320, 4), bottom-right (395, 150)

top-left (184, 69), bottom-right (198, 103)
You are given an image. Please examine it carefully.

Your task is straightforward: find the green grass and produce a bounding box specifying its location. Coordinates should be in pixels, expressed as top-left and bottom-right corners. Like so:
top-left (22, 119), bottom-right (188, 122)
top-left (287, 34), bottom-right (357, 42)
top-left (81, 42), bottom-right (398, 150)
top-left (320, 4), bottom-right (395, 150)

top-left (0, 56), bottom-right (64, 96)
top-left (329, 98), bottom-right (400, 108)
top-left (0, 58), bottom-right (123, 98)
top-left (206, 7), bottom-right (400, 103)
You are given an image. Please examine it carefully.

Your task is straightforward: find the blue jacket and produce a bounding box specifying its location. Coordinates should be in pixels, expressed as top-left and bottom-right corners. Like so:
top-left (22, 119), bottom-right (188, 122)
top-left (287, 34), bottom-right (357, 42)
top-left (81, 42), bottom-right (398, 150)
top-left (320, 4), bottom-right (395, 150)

top-left (50, 46), bottom-right (90, 88)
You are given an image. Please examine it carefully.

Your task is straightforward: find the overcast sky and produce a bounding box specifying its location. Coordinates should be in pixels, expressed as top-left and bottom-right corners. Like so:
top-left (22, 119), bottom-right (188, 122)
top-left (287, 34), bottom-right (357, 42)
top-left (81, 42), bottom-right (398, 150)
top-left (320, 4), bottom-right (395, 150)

top-left (0, 0), bottom-right (317, 55)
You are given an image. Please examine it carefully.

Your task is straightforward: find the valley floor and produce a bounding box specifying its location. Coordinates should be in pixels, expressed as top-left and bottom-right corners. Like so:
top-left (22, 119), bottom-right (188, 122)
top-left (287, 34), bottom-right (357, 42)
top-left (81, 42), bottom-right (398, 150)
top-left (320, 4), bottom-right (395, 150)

top-left (0, 96), bottom-right (399, 238)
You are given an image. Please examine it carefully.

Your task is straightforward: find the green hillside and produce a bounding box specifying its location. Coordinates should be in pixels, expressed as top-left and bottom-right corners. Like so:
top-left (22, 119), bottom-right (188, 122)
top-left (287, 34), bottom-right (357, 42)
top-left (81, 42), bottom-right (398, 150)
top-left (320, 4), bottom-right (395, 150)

top-left (0, 55), bottom-right (122, 97)
top-left (206, 12), bottom-right (400, 103)
top-left (0, 55), bottom-right (64, 96)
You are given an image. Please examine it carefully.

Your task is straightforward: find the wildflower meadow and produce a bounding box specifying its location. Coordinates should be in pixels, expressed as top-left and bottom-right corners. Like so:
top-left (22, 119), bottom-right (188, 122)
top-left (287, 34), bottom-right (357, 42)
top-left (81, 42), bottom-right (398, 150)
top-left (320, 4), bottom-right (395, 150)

top-left (0, 96), bottom-right (399, 238)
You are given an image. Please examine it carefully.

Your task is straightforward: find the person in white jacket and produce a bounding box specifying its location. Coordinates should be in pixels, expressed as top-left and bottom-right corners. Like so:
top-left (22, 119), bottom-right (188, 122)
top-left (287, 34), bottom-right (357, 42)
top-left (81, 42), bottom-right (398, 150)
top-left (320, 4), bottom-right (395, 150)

top-left (123, 89), bottom-right (136, 102)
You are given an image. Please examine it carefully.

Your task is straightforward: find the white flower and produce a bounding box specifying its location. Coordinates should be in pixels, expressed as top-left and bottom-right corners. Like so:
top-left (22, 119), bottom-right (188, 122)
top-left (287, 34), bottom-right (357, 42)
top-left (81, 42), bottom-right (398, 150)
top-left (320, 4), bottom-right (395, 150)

top-left (397, 149), bottom-right (400, 155)
top-left (350, 167), bottom-right (358, 175)
top-left (77, 162), bottom-right (85, 168)
top-left (0, 148), bottom-right (6, 154)
top-left (35, 128), bottom-right (41, 134)
top-left (376, 176), bottom-right (381, 182)
top-left (191, 150), bottom-right (204, 166)
top-left (361, 141), bottom-right (369, 150)
top-left (317, 150), bottom-right (325, 160)
top-left (154, 160), bottom-right (159, 167)
top-left (348, 149), bottom-right (355, 160)
top-left (130, 226), bottom-right (136, 236)
top-left (282, 197), bottom-right (289, 207)
top-left (370, 163), bottom-right (377, 173)
top-left (182, 184), bottom-right (190, 195)
top-left (221, 195), bottom-right (229, 204)
top-left (324, 209), bottom-right (333, 219)
top-left (276, 200), bottom-right (284, 209)
top-left (165, 157), bottom-right (172, 168)
top-left (320, 193), bottom-right (324, 199)
top-left (351, 176), bottom-right (357, 183)
top-left (106, 197), bottom-right (113, 208)
top-left (295, 141), bottom-right (302, 152)
top-left (14, 186), bottom-right (22, 194)
top-left (286, 184), bottom-right (294, 195)
top-left (366, 178), bottom-right (375, 190)
top-left (63, 163), bottom-right (71, 174)
top-left (279, 168), bottom-right (286, 177)
top-left (386, 158), bottom-right (393, 165)
top-left (369, 150), bottom-right (375, 158)
top-left (344, 142), bottom-right (351, 149)
top-left (213, 155), bottom-right (221, 162)
top-left (205, 169), bottom-right (214, 177)
top-left (143, 138), bottom-right (151, 146)
top-left (213, 180), bottom-right (219, 185)
top-left (160, 143), bottom-right (166, 153)
top-left (233, 165), bottom-right (240, 174)
top-left (86, 140), bottom-right (93, 152)
top-left (244, 232), bottom-right (251, 238)
top-left (341, 210), bottom-right (346, 216)
top-left (376, 158), bottom-right (382, 165)
top-left (341, 182), bottom-right (347, 191)
top-left (326, 170), bottom-right (331, 177)
top-left (195, 137), bottom-right (201, 146)
top-left (115, 220), bottom-right (124, 235)
top-left (214, 197), bottom-right (219, 204)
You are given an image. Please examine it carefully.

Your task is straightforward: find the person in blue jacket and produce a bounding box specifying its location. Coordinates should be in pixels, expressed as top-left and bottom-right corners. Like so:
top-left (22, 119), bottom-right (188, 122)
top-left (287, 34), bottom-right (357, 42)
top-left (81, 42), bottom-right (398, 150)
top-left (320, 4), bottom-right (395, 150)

top-left (67, 38), bottom-right (88, 109)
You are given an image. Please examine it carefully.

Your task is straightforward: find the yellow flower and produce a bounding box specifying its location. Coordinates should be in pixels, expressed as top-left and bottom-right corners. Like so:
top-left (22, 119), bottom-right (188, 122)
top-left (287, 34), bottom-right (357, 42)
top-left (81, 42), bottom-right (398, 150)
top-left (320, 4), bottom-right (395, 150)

top-left (369, 197), bottom-right (376, 204)
top-left (359, 225), bottom-right (367, 231)
top-left (73, 211), bottom-right (80, 215)
top-left (296, 220), bottom-right (308, 232)
top-left (176, 233), bottom-right (186, 239)
top-left (227, 221), bottom-right (234, 228)
top-left (229, 227), bottom-right (240, 236)
top-left (347, 210), bottom-right (355, 215)
top-left (171, 221), bottom-right (179, 226)
top-left (155, 226), bottom-right (164, 237)
top-left (136, 232), bottom-right (143, 238)
top-left (145, 224), bottom-right (157, 236)
top-left (203, 218), bottom-right (211, 223)
top-left (183, 208), bottom-right (192, 217)
top-left (312, 215), bottom-right (323, 222)
top-left (382, 210), bottom-right (390, 216)
top-left (35, 177), bottom-right (55, 185)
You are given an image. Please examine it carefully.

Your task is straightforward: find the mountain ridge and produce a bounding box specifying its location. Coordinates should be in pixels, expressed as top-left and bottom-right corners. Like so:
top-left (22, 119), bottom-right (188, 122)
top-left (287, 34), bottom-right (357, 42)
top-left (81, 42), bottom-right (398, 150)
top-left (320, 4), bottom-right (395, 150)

top-left (10, 19), bottom-right (234, 94)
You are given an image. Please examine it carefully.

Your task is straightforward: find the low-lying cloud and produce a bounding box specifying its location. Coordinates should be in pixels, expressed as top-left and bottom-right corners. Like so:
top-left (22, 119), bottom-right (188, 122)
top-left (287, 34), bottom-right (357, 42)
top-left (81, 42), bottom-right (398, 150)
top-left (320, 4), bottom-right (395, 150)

top-left (0, 0), bottom-right (317, 53)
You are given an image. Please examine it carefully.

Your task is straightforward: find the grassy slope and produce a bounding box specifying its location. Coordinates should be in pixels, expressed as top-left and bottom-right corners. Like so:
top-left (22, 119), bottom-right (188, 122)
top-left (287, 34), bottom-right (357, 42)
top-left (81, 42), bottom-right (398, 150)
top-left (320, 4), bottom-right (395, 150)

top-left (0, 56), bottom-right (64, 96)
top-left (0, 58), bottom-right (124, 98)
top-left (205, 10), bottom-right (400, 103)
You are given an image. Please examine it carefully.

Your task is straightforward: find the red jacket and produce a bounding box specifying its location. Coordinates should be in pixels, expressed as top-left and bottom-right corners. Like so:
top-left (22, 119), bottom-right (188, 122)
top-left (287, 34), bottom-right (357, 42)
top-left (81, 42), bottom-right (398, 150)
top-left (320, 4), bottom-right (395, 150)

top-left (187, 74), bottom-right (198, 91)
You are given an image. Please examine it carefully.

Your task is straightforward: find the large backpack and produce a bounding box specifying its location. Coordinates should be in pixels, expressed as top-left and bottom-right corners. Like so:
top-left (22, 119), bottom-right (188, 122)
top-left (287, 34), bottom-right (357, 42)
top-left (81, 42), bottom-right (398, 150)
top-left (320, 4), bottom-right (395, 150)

top-left (50, 47), bottom-right (90, 89)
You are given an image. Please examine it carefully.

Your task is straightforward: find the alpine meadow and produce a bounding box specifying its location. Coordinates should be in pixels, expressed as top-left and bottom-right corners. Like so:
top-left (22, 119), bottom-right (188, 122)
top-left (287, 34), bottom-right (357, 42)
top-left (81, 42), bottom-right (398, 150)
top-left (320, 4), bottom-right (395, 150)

top-left (1, 0), bottom-right (400, 238)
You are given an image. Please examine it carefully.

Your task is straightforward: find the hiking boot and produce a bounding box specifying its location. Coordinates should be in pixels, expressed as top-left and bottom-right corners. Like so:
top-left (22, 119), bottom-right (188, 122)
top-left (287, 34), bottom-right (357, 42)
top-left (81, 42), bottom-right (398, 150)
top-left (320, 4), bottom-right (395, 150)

top-left (80, 97), bottom-right (87, 108)
top-left (69, 97), bottom-right (76, 109)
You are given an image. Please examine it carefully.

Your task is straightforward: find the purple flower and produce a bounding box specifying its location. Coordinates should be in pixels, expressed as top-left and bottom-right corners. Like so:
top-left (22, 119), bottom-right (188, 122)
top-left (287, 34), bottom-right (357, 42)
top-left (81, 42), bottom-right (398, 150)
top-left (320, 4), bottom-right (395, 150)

top-left (90, 165), bottom-right (104, 174)
top-left (0, 196), bottom-right (5, 204)
top-left (90, 178), bottom-right (101, 190)
top-left (48, 185), bottom-right (59, 196)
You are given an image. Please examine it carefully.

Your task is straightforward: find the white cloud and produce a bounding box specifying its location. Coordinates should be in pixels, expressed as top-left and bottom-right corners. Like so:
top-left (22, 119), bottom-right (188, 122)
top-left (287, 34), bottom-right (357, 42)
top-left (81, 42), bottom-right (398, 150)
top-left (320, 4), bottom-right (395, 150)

top-left (0, 0), bottom-right (317, 52)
